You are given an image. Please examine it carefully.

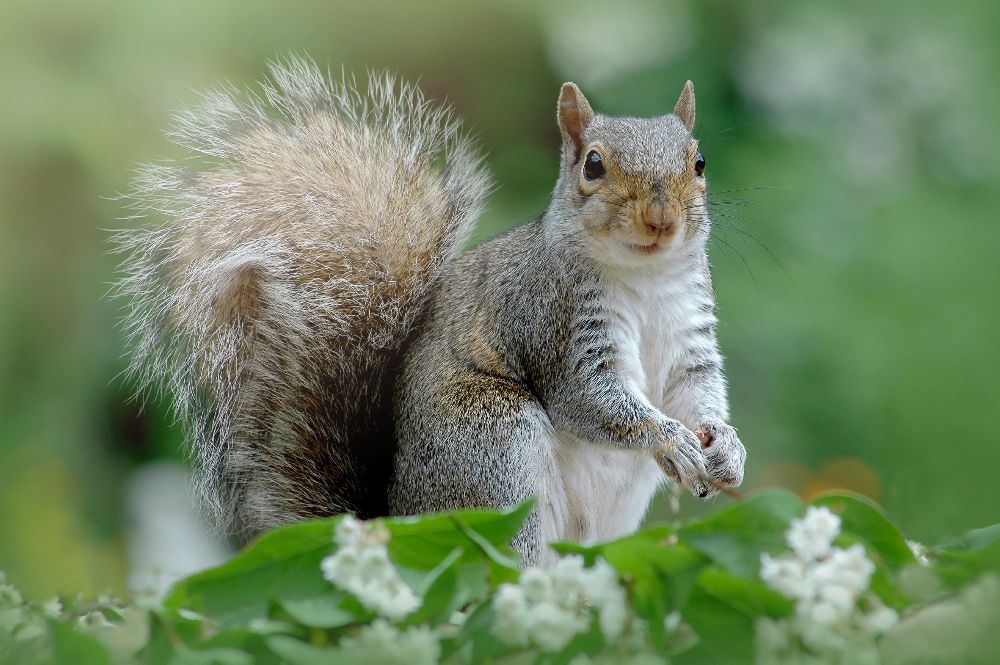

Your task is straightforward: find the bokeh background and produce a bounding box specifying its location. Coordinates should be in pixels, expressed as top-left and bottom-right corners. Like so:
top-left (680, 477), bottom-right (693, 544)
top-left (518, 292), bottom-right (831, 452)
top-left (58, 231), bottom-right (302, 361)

top-left (1, 0), bottom-right (998, 599)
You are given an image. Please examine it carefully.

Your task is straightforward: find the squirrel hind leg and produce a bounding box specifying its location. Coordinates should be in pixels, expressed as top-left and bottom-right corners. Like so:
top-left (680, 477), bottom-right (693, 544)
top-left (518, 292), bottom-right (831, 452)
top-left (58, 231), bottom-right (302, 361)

top-left (391, 372), bottom-right (562, 567)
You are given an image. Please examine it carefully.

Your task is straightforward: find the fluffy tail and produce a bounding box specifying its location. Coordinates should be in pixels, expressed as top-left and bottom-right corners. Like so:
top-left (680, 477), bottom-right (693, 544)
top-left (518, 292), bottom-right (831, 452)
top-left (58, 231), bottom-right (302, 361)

top-left (113, 57), bottom-right (491, 536)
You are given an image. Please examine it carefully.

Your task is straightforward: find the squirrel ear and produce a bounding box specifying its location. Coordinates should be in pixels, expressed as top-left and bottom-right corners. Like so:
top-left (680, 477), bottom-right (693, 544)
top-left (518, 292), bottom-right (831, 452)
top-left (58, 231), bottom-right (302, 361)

top-left (673, 80), bottom-right (696, 132)
top-left (558, 82), bottom-right (594, 164)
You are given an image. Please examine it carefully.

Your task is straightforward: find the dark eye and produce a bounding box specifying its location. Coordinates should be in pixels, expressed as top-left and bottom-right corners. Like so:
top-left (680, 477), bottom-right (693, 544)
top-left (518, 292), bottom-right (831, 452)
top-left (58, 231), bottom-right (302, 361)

top-left (583, 149), bottom-right (605, 180)
top-left (695, 152), bottom-right (706, 177)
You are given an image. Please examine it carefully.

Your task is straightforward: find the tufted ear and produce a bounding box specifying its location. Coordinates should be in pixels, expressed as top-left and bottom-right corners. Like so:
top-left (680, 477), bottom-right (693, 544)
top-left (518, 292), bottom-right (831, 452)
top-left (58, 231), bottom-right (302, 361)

top-left (558, 82), bottom-right (594, 164)
top-left (673, 80), bottom-right (696, 131)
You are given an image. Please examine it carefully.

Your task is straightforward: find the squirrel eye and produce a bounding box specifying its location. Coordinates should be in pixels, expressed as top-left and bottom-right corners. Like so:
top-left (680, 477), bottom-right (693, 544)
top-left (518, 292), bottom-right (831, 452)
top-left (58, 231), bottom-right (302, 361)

top-left (695, 152), bottom-right (706, 177)
top-left (583, 150), bottom-right (605, 180)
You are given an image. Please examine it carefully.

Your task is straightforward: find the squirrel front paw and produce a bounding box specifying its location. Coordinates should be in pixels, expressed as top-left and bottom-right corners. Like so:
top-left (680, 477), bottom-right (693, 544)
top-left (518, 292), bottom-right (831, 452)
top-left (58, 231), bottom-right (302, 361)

top-left (695, 422), bottom-right (746, 492)
top-left (653, 419), bottom-right (711, 498)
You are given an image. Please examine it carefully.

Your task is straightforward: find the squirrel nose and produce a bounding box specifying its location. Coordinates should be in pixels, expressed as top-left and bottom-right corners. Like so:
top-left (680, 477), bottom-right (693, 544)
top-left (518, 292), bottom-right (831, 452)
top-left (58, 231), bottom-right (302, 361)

top-left (645, 220), bottom-right (675, 234)
top-left (644, 205), bottom-right (678, 234)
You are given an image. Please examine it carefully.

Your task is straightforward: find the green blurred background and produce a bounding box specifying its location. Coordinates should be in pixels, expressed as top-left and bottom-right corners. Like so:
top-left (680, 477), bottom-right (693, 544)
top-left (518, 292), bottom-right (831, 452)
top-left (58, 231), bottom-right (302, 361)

top-left (1, 0), bottom-right (998, 599)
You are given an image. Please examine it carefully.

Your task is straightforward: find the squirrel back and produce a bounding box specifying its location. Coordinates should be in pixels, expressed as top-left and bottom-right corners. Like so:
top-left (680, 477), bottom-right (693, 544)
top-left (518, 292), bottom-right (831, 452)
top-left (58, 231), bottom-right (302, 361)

top-left (114, 57), bottom-right (491, 536)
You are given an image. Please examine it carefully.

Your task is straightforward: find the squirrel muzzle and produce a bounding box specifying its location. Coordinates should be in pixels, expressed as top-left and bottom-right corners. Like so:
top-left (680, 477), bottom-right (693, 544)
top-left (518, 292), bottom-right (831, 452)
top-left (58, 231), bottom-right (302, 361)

top-left (636, 200), bottom-right (682, 239)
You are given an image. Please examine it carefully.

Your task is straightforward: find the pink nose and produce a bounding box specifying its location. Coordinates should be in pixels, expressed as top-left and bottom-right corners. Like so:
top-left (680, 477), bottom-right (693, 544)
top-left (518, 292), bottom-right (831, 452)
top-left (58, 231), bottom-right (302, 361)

top-left (645, 220), bottom-right (675, 234)
top-left (644, 206), bottom-right (678, 234)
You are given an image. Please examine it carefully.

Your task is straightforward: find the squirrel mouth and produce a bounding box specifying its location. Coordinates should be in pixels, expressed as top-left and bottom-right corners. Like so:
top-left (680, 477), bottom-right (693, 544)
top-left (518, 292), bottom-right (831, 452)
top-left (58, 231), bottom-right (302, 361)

top-left (627, 241), bottom-right (661, 255)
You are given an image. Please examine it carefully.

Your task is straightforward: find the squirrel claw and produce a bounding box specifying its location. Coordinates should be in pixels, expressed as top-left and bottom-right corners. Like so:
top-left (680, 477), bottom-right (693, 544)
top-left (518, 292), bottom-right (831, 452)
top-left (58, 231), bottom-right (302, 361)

top-left (654, 422), bottom-right (710, 498)
top-left (698, 422), bottom-right (746, 489)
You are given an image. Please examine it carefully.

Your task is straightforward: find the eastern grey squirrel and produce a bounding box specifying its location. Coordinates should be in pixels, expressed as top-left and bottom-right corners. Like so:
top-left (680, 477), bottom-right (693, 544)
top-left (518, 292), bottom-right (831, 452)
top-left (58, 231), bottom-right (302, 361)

top-left (116, 57), bottom-right (746, 565)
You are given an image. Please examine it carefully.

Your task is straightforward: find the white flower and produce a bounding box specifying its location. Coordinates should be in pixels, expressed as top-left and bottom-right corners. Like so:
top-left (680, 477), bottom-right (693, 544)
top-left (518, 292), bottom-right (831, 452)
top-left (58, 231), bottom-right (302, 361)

top-left (906, 539), bottom-right (930, 566)
top-left (492, 555), bottom-right (631, 652)
top-left (335, 619), bottom-right (440, 665)
top-left (0, 605), bottom-right (25, 636)
top-left (493, 585), bottom-right (531, 646)
top-left (620, 612), bottom-right (651, 653)
top-left (531, 600), bottom-right (587, 652)
top-left (0, 582), bottom-right (23, 609)
top-left (754, 617), bottom-right (794, 655)
top-left (761, 553), bottom-right (813, 600)
top-left (75, 610), bottom-right (114, 632)
top-left (815, 582), bottom-right (855, 618)
top-left (755, 508), bottom-right (891, 664)
top-left (820, 544), bottom-right (875, 594)
top-left (796, 598), bottom-right (841, 626)
top-left (333, 514), bottom-right (366, 546)
top-left (321, 516), bottom-right (420, 620)
top-left (794, 611), bottom-right (848, 653)
top-left (597, 596), bottom-right (629, 641)
top-left (550, 555), bottom-right (586, 606)
top-left (786, 506), bottom-right (841, 560)
top-left (520, 568), bottom-right (553, 603)
top-left (860, 600), bottom-right (898, 636)
top-left (663, 610), bottom-right (682, 635)
top-left (41, 598), bottom-right (62, 618)
top-left (587, 559), bottom-right (629, 640)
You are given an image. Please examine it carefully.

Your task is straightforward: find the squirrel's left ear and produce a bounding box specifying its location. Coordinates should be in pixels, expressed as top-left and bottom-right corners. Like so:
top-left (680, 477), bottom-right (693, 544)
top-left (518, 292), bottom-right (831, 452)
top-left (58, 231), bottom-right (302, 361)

top-left (558, 82), bottom-right (594, 164)
top-left (673, 80), bottom-right (696, 132)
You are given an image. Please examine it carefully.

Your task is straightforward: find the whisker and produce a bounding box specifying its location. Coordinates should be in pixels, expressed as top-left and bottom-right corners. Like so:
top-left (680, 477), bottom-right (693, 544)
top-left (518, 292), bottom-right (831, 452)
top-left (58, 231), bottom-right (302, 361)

top-left (706, 186), bottom-right (791, 195)
top-left (711, 220), bottom-right (789, 277)
top-left (710, 230), bottom-right (758, 290)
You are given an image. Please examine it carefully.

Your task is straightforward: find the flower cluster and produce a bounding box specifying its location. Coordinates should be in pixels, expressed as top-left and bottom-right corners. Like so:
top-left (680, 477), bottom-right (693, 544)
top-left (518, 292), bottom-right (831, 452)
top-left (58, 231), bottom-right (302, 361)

top-left (0, 572), bottom-right (61, 646)
top-left (320, 516), bottom-right (420, 620)
top-left (492, 555), bottom-right (629, 652)
top-left (0, 573), bottom-right (31, 643)
top-left (332, 619), bottom-right (440, 665)
top-left (756, 506), bottom-right (899, 664)
top-left (905, 539), bottom-right (930, 566)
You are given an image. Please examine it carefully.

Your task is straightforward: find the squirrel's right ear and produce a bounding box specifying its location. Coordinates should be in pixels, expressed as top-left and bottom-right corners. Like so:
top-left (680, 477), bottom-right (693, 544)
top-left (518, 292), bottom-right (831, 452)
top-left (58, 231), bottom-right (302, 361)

top-left (673, 80), bottom-right (696, 132)
top-left (558, 82), bottom-right (594, 164)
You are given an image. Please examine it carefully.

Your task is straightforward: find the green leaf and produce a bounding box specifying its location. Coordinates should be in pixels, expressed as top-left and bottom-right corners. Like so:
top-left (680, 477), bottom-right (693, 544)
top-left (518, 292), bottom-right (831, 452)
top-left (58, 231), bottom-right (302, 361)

top-left (162, 504), bottom-right (529, 629)
top-left (400, 547), bottom-right (464, 627)
top-left (607, 540), bottom-right (707, 646)
top-left (265, 636), bottom-right (334, 665)
top-left (141, 613), bottom-right (178, 665)
top-left (675, 567), bottom-right (792, 664)
top-left (163, 518), bottom-right (337, 626)
top-left (812, 492), bottom-right (916, 568)
top-left (935, 523), bottom-right (1000, 553)
top-left (678, 490), bottom-right (803, 578)
top-left (677, 585), bottom-right (755, 665)
top-left (870, 562), bottom-right (910, 609)
top-left (189, 633), bottom-right (276, 664)
top-left (548, 540), bottom-right (602, 565)
top-left (454, 601), bottom-right (524, 663)
top-left (276, 595), bottom-right (355, 629)
top-left (932, 523), bottom-right (1000, 588)
top-left (449, 516), bottom-right (520, 569)
top-left (245, 617), bottom-right (301, 636)
top-left (385, 501), bottom-right (531, 574)
top-left (933, 538), bottom-right (1000, 588)
top-left (169, 644), bottom-right (255, 665)
top-left (550, 525), bottom-right (675, 566)
top-left (695, 567), bottom-right (793, 619)
top-left (49, 620), bottom-right (110, 665)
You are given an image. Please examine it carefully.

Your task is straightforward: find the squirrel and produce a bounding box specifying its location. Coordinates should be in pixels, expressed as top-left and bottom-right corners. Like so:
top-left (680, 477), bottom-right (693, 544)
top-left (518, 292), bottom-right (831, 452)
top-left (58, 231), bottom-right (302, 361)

top-left (115, 57), bottom-right (746, 566)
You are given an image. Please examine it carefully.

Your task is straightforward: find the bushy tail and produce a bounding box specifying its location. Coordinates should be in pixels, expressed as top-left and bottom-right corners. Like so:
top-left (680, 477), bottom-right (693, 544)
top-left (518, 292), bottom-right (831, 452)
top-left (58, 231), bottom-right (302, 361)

top-left (113, 57), bottom-right (491, 536)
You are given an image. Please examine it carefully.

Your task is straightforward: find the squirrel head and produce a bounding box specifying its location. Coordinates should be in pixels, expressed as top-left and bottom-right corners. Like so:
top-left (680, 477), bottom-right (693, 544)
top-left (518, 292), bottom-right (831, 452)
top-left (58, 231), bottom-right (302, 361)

top-left (548, 80), bottom-right (708, 269)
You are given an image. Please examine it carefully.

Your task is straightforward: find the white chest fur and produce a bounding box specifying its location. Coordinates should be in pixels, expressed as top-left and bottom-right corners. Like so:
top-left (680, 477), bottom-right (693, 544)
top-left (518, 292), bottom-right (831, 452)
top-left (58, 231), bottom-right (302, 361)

top-left (603, 270), bottom-right (704, 410)
top-left (546, 265), bottom-right (707, 546)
